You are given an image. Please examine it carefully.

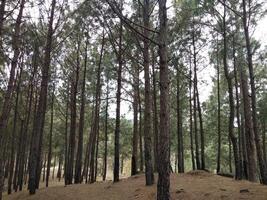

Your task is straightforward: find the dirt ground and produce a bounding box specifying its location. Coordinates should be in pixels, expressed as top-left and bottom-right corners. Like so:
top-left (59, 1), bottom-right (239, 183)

top-left (3, 170), bottom-right (267, 200)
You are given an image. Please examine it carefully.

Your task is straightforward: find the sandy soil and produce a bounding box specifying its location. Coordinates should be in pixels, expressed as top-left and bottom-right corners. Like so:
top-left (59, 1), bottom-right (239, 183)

top-left (3, 170), bottom-right (267, 200)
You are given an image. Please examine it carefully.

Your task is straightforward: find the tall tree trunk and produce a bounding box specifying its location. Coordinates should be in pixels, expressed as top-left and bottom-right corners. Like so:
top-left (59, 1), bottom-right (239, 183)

top-left (233, 36), bottom-right (243, 178)
top-left (239, 48), bottom-right (257, 182)
top-left (242, 0), bottom-right (267, 184)
top-left (131, 62), bottom-right (139, 176)
top-left (222, 1), bottom-right (241, 180)
top-left (138, 81), bottom-right (144, 172)
top-left (89, 32), bottom-right (105, 183)
top-left (0, 1), bottom-right (25, 197)
top-left (216, 37), bottom-right (221, 174)
top-left (8, 70), bottom-right (22, 194)
top-left (103, 78), bottom-right (109, 181)
top-left (143, 0), bottom-right (154, 185)
top-left (151, 49), bottom-right (159, 172)
top-left (46, 85), bottom-right (55, 187)
top-left (64, 84), bottom-right (69, 186)
top-left (113, 17), bottom-right (122, 183)
top-left (157, 0), bottom-right (170, 199)
top-left (176, 67), bottom-right (184, 173)
top-left (28, 0), bottom-right (56, 194)
top-left (66, 38), bottom-right (80, 185)
top-left (189, 59), bottom-right (195, 170)
top-left (263, 121), bottom-right (266, 164)
top-left (74, 36), bottom-right (88, 184)
top-left (192, 29), bottom-right (201, 170)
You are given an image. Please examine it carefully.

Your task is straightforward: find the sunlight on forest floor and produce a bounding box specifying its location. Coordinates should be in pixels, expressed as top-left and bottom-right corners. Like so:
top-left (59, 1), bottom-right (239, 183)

top-left (4, 170), bottom-right (267, 200)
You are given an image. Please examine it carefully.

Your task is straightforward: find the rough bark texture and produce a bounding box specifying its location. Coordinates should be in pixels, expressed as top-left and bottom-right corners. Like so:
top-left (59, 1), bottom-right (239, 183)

top-left (242, 0), bottom-right (267, 184)
top-left (157, 0), bottom-right (170, 199)
top-left (143, 0), bottom-right (154, 186)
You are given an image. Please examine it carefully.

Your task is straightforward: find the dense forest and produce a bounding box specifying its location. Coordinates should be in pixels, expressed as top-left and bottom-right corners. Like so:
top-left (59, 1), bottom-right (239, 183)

top-left (0, 0), bottom-right (267, 199)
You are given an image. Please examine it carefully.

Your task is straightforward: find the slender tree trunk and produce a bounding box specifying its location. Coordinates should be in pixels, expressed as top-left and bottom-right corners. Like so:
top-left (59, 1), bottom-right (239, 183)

top-left (46, 85), bottom-right (55, 187)
top-left (263, 121), bottom-right (266, 164)
top-left (64, 84), bottom-right (69, 186)
top-left (131, 63), bottom-right (138, 176)
top-left (143, 0), bottom-right (154, 185)
top-left (52, 156), bottom-right (56, 180)
top-left (222, 1), bottom-right (241, 180)
top-left (67, 36), bottom-right (81, 185)
top-left (189, 59), bottom-right (195, 170)
top-left (138, 80), bottom-right (144, 172)
top-left (157, 0), bottom-right (170, 199)
top-left (192, 29), bottom-right (201, 170)
top-left (176, 67), bottom-right (184, 173)
top-left (242, 0), bottom-right (267, 184)
top-left (233, 36), bottom-right (243, 178)
top-left (89, 31), bottom-right (105, 183)
top-left (0, 1), bottom-right (25, 197)
top-left (114, 17), bottom-right (122, 183)
top-left (28, 0), bottom-right (56, 194)
top-left (152, 50), bottom-right (159, 172)
top-left (216, 37), bottom-right (221, 174)
top-left (103, 78), bottom-right (109, 181)
top-left (57, 155), bottom-right (62, 181)
top-left (8, 70), bottom-right (22, 194)
top-left (74, 37), bottom-right (88, 184)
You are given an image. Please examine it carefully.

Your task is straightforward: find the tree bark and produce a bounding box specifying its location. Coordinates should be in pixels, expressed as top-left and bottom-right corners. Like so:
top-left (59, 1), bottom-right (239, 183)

top-left (74, 36), bottom-right (88, 184)
top-left (222, 1), bottom-right (241, 180)
top-left (143, 0), bottom-right (154, 185)
top-left (242, 0), bottom-right (267, 184)
top-left (46, 85), bottom-right (55, 187)
top-left (176, 67), bottom-right (184, 173)
top-left (157, 0), bottom-right (170, 199)
top-left (113, 17), bottom-right (123, 183)
top-left (28, 0), bottom-right (56, 194)
top-left (131, 62), bottom-right (139, 176)
top-left (0, 1), bottom-right (25, 197)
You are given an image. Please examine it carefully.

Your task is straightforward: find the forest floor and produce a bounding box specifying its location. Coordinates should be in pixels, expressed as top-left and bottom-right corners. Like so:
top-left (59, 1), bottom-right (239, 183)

top-left (3, 170), bottom-right (267, 200)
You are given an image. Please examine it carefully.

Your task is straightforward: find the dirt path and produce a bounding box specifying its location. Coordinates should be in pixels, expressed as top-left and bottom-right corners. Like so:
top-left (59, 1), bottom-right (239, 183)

top-left (4, 171), bottom-right (267, 200)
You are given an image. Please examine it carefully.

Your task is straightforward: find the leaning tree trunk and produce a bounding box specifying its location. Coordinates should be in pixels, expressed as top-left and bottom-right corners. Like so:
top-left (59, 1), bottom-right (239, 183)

top-left (28, 0), bottom-right (56, 194)
top-left (222, 1), bottom-right (241, 180)
top-left (157, 0), bottom-right (170, 199)
top-left (242, 0), bottom-right (267, 184)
